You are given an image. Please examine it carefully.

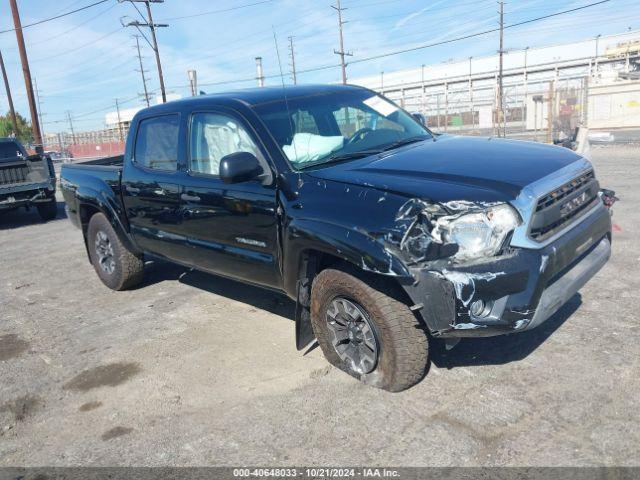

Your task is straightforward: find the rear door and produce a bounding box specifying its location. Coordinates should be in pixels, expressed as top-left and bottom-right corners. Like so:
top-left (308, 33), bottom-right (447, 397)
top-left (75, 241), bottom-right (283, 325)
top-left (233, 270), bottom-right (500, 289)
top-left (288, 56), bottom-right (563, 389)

top-left (179, 110), bottom-right (280, 288)
top-left (122, 113), bottom-right (192, 263)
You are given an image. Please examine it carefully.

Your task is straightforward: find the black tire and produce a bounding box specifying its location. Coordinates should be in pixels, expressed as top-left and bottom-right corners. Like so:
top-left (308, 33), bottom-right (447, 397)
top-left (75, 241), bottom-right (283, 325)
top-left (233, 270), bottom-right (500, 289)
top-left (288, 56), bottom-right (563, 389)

top-left (310, 268), bottom-right (429, 392)
top-left (87, 213), bottom-right (144, 290)
top-left (37, 198), bottom-right (58, 221)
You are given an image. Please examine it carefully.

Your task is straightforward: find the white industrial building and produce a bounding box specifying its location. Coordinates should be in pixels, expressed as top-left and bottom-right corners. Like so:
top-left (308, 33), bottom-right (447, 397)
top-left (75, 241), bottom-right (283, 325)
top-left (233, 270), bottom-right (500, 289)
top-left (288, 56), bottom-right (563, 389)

top-left (351, 30), bottom-right (640, 138)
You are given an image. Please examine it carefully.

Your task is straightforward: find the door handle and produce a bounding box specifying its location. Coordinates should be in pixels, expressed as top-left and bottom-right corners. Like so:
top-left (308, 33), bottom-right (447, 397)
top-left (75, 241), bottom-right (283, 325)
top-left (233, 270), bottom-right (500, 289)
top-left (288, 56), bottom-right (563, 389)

top-left (125, 185), bottom-right (140, 194)
top-left (181, 193), bottom-right (201, 202)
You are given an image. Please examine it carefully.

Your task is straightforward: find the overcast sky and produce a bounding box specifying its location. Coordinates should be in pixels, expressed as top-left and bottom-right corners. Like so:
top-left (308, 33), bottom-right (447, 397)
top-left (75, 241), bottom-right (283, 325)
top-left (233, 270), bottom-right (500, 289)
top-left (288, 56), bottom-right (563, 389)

top-left (0, 0), bottom-right (638, 133)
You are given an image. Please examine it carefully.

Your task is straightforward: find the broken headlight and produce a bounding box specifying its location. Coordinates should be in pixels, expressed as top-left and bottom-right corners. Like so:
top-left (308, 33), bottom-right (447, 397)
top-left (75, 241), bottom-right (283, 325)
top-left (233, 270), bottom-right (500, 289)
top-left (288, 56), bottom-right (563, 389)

top-left (440, 204), bottom-right (520, 261)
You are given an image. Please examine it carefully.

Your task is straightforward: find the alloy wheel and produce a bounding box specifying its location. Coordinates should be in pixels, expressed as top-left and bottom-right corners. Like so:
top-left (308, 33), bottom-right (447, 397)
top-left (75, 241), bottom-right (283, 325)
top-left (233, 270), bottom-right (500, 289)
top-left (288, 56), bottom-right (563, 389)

top-left (325, 297), bottom-right (379, 374)
top-left (94, 230), bottom-right (116, 275)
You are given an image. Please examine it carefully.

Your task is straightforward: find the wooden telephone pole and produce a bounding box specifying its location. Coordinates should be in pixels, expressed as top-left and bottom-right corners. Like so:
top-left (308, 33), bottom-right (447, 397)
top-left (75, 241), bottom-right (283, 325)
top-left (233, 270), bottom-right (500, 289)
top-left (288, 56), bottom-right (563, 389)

top-left (9, 0), bottom-right (43, 151)
top-left (0, 50), bottom-right (18, 137)
top-left (121, 0), bottom-right (168, 103)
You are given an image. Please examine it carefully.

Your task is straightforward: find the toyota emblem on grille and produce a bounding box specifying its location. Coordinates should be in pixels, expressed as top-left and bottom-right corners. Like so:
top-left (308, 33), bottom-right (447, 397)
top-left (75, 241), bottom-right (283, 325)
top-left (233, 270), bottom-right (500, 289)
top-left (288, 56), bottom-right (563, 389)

top-left (560, 191), bottom-right (588, 216)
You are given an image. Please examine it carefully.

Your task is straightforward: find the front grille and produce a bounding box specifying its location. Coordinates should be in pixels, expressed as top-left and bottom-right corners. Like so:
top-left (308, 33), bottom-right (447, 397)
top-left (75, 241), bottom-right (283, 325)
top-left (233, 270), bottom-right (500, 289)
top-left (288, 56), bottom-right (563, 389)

top-left (0, 163), bottom-right (29, 186)
top-left (529, 170), bottom-right (599, 241)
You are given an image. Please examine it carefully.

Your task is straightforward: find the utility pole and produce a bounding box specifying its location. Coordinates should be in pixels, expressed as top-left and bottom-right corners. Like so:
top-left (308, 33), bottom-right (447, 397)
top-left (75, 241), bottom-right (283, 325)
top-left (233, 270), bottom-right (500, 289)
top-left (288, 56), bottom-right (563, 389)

top-left (187, 69), bottom-right (197, 96)
top-left (546, 81), bottom-right (554, 144)
top-left (133, 35), bottom-right (150, 107)
top-left (523, 46), bottom-right (529, 133)
top-left (469, 57), bottom-right (474, 131)
top-left (497, 1), bottom-right (505, 138)
top-left (594, 33), bottom-right (601, 77)
top-left (34, 78), bottom-right (44, 142)
top-left (332, 0), bottom-right (352, 84)
top-left (288, 36), bottom-right (297, 85)
top-left (115, 98), bottom-right (124, 142)
top-left (121, 0), bottom-right (168, 102)
top-left (66, 111), bottom-right (76, 145)
top-left (0, 49), bottom-right (18, 137)
top-left (9, 0), bottom-right (43, 152)
top-left (255, 57), bottom-right (265, 87)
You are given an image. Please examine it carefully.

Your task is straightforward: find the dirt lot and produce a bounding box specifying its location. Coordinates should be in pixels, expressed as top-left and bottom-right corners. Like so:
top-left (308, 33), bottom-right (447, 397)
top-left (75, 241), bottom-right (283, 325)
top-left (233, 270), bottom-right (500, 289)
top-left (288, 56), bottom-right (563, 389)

top-left (1, 146), bottom-right (638, 467)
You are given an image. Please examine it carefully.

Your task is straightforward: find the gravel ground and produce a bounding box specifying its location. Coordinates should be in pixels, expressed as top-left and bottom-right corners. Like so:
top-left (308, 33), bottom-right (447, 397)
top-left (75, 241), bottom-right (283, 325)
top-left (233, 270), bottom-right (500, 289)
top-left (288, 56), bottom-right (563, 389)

top-left (0, 145), bottom-right (638, 467)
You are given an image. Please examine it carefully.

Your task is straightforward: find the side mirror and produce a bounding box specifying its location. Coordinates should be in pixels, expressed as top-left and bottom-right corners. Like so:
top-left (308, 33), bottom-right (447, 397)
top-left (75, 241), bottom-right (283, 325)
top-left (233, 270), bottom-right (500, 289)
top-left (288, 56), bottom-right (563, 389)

top-left (219, 151), bottom-right (263, 184)
top-left (412, 113), bottom-right (426, 126)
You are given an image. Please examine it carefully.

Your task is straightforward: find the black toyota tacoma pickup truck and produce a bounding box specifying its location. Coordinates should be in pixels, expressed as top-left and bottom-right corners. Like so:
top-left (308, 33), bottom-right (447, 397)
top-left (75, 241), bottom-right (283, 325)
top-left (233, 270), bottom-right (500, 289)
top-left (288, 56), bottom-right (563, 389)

top-left (60, 85), bottom-right (614, 391)
top-left (0, 137), bottom-right (57, 219)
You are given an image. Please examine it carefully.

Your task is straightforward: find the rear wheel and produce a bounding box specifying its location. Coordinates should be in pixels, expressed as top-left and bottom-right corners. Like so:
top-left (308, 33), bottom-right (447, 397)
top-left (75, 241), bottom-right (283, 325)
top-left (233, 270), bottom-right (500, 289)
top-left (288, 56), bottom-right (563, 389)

top-left (87, 213), bottom-right (144, 290)
top-left (310, 268), bottom-right (429, 392)
top-left (37, 198), bottom-right (57, 221)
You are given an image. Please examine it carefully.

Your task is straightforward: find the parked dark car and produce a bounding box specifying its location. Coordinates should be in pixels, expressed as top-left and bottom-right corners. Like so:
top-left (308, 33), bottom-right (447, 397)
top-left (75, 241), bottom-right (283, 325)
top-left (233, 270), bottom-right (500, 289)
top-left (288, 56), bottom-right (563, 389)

top-left (60, 85), bottom-right (614, 391)
top-left (0, 137), bottom-right (58, 220)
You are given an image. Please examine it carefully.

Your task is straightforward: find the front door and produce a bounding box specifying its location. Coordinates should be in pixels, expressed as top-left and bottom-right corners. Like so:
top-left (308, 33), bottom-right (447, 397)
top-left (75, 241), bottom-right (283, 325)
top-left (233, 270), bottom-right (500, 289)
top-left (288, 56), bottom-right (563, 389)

top-left (122, 113), bottom-right (192, 263)
top-left (179, 111), bottom-right (280, 288)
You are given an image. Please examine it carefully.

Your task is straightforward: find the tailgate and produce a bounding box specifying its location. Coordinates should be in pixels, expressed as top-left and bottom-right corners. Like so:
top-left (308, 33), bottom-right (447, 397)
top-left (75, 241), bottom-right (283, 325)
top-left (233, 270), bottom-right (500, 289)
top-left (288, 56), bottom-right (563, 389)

top-left (0, 160), bottom-right (30, 187)
top-left (0, 156), bottom-right (52, 190)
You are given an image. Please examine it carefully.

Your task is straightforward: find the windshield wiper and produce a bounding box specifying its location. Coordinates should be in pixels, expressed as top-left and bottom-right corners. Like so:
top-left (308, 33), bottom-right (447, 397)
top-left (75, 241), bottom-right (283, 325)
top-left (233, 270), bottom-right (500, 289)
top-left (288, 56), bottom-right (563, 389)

top-left (380, 135), bottom-right (430, 152)
top-left (299, 150), bottom-right (382, 169)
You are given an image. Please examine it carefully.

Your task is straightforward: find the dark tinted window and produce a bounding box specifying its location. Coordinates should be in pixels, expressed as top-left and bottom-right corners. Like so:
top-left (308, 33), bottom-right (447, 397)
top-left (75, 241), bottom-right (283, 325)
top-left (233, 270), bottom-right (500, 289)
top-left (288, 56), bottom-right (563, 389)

top-left (134, 115), bottom-right (179, 170)
top-left (0, 141), bottom-right (24, 160)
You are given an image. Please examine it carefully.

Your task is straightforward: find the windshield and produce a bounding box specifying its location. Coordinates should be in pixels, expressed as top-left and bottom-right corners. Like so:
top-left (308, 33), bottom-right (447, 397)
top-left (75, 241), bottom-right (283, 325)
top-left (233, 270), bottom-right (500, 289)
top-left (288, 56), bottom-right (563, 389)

top-left (253, 89), bottom-right (431, 169)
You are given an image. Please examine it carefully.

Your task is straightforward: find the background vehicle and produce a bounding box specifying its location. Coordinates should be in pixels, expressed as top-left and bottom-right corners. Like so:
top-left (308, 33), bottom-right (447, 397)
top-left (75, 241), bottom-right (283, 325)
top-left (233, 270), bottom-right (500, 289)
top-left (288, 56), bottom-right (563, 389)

top-left (60, 85), bottom-right (613, 391)
top-left (0, 137), bottom-right (58, 220)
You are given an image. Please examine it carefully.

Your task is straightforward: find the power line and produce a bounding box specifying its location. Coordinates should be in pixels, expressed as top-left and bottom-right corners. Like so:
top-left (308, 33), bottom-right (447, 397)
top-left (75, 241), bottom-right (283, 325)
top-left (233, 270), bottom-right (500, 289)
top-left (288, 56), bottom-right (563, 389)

top-left (46, 0), bottom-right (614, 127)
top-left (31, 27), bottom-right (123, 63)
top-left (159, 0), bottom-right (274, 21)
top-left (0, 0), bottom-right (109, 35)
top-left (349, 0), bottom-right (611, 64)
top-left (26, 2), bottom-right (117, 48)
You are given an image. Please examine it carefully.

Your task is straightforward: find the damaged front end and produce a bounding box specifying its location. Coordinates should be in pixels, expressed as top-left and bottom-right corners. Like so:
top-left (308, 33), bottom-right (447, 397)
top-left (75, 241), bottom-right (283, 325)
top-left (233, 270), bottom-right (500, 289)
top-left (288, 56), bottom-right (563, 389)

top-left (392, 185), bottom-right (613, 340)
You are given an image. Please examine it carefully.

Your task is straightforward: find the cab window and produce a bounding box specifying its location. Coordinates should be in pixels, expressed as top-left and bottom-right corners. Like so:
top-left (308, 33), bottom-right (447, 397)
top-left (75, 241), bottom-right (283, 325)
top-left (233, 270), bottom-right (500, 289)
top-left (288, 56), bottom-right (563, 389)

top-left (134, 114), bottom-right (179, 171)
top-left (189, 113), bottom-right (260, 176)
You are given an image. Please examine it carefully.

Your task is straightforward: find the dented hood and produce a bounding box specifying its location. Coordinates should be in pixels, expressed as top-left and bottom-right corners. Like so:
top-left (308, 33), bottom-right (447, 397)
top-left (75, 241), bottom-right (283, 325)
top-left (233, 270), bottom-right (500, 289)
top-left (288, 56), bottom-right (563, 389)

top-left (305, 135), bottom-right (584, 203)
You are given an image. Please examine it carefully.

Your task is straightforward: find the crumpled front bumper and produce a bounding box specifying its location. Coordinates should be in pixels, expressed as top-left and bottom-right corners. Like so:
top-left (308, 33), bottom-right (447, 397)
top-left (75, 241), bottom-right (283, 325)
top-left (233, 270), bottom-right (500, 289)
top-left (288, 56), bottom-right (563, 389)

top-left (403, 201), bottom-right (612, 338)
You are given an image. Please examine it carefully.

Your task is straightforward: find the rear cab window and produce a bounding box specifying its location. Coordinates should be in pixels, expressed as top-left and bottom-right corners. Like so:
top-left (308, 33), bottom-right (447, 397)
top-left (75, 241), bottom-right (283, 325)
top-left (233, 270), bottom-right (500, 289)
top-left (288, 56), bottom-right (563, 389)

top-left (134, 114), bottom-right (180, 171)
top-left (0, 141), bottom-right (25, 161)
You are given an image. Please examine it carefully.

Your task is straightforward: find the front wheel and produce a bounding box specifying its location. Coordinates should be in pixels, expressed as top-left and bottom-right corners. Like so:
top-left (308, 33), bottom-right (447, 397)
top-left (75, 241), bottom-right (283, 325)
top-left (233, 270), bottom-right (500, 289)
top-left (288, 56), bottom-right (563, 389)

top-left (310, 268), bottom-right (429, 392)
top-left (87, 213), bottom-right (144, 290)
top-left (37, 198), bottom-right (57, 221)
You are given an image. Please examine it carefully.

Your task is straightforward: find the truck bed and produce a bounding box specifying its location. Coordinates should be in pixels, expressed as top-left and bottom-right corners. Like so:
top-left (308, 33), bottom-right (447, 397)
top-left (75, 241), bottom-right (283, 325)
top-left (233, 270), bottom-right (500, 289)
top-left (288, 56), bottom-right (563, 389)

top-left (72, 155), bottom-right (124, 167)
top-left (60, 157), bottom-right (124, 228)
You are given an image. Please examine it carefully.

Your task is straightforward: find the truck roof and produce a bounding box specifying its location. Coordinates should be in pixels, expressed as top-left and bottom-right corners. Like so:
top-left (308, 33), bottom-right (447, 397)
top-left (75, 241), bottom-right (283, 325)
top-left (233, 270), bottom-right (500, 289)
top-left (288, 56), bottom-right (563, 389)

top-left (140, 84), bottom-right (370, 114)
